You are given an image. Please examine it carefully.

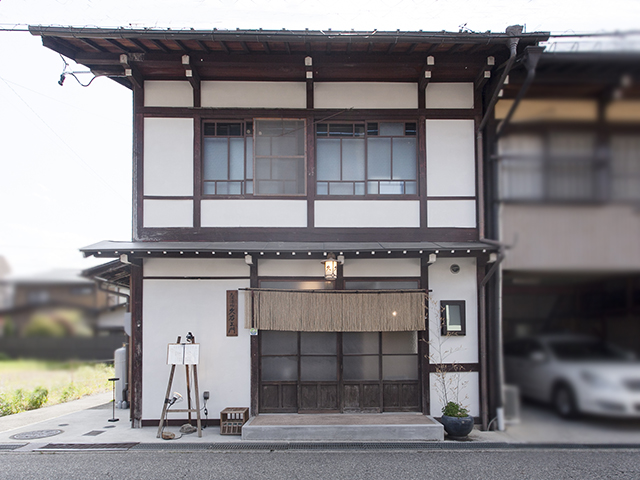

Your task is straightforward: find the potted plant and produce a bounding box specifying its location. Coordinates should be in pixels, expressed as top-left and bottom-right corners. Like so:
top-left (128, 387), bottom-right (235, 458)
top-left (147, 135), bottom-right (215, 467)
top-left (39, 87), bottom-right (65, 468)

top-left (427, 296), bottom-right (474, 439)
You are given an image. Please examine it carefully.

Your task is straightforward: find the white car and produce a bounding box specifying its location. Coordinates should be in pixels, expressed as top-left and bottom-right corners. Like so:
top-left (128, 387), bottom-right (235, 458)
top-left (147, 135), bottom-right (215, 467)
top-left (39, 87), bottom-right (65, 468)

top-left (504, 334), bottom-right (640, 418)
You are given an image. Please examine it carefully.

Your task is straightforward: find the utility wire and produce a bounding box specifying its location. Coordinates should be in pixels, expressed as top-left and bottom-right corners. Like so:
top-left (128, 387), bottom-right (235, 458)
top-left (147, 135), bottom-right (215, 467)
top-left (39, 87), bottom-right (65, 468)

top-left (0, 77), bottom-right (129, 202)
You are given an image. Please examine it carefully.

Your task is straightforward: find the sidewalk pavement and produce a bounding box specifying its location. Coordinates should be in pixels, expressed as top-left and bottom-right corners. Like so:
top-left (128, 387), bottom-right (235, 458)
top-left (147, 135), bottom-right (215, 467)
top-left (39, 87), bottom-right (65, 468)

top-left (1, 394), bottom-right (639, 449)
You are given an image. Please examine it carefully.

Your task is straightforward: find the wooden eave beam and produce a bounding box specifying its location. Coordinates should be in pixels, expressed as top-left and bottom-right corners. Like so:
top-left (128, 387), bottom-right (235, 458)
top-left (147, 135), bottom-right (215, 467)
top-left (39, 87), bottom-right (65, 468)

top-left (149, 39), bottom-right (170, 53)
top-left (129, 38), bottom-right (150, 53)
top-left (120, 54), bottom-right (143, 89)
top-left (240, 41), bottom-right (250, 53)
top-left (42, 36), bottom-right (78, 60)
top-left (262, 42), bottom-right (271, 54)
top-left (196, 40), bottom-right (211, 54)
top-left (81, 38), bottom-right (109, 53)
top-left (218, 40), bottom-right (230, 54)
top-left (104, 38), bottom-right (127, 53)
top-left (285, 42), bottom-right (291, 55)
top-left (174, 40), bottom-right (190, 52)
top-left (387, 43), bottom-right (396, 54)
top-left (407, 43), bottom-right (418, 54)
top-left (182, 55), bottom-right (201, 91)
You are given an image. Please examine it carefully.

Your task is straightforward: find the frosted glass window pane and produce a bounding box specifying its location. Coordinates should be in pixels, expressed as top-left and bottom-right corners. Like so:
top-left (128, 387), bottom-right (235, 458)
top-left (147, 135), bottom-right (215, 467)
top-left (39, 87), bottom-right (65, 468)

top-left (355, 182), bottom-right (365, 195)
top-left (446, 304), bottom-right (462, 331)
top-left (329, 183), bottom-right (354, 195)
top-left (382, 331), bottom-right (418, 354)
top-left (229, 138), bottom-right (245, 180)
top-left (379, 181), bottom-right (404, 194)
top-left (405, 182), bottom-right (417, 194)
top-left (301, 332), bottom-right (336, 354)
top-left (317, 139), bottom-right (341, 181)
top-left (272, 136), bottom-right (297, 157)
top-left (203, 138), bottom-right (228, 180)
top-left (257, 180), bottom-right (282, 194)
top-left (245, 181), bottom-right (253, 194)
top-left (301, 356), bottom-right (337, 381)
top-left (203, 182), bottom-right (216, 195)
top-left (227, 182), bottom-right (242, 195)
top-left (273, 158), bottom-right (298, 180)
top-left (317, 182), bottom-right (329, 195)
top-left (367, 182), bottom-right (379, 194)
top-left (345, 281), bottom-right (419, 290)
top-left (255, 137), bottom-right (271, 156)
top-left (342, 139), bottom-right (366, 180)
top-left (255, 158), bottom-right (271, 180)
top-left (344, 356), bottom-right (380, 381)
top-left (382, 355), bottom-right (418, 380)
top-left (246, 138), bottom-right (254, 179)
top-left (343, 332), bottom-right (379, 354)
top-left (379, 122), bottom-right (404, 136)
top-left (217, 182), bottom-right (229, 195)
top-left (392, 138), bottom-right (416, 180)
top-left (367, 138), bottom-right (391, 179)
top-left (262, 356), bottom-right (298, 381)
top-left (261, 331), bottom-right (298, 355)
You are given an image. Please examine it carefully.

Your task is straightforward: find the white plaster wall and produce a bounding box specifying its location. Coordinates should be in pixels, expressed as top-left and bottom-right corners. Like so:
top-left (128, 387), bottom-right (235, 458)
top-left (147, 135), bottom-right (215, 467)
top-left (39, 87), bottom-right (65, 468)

top-left (427, 200), bottom-right (476, 228)
top-left (429, 371), bottom-right (480, 417)
top-left (201, 81), bottom-right (306, 108)
top-left (343, 258), bottom-right (421, 277)
top-left (144, 258), bottom-right (250, 277)
top-left (142, 279), bottom-right (251, 421)
top-left (143, 199), bottom-right (193, 228)
top-left (201, 200), bottom-right (307, 228)
top-left (144, 81), bottom-right (193, 107)
top-left (144, 117), bottom-right (194, 196)
top-left (315, 201), bottom-right (420, 228)
top-left (425, 83), bottom-right (474, 109)
top-left (258, 260), bottom-right (322, 277)
top-left (314, 82), bottom-right (418, 109)
top-left (426, 119), bottom-right (476, 197)
top-left (428, 257), bottom-right (478, 365)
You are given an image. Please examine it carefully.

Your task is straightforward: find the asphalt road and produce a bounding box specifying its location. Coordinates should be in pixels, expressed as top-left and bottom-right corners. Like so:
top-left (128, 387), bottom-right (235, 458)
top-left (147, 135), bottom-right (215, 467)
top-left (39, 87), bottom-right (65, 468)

top-left (2, 449), bottom-right (640, 480)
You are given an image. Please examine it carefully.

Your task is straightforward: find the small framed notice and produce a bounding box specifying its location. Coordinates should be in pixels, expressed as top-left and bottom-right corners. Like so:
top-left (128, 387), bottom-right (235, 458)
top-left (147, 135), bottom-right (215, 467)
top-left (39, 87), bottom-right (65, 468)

top-left (167, 343), bottom-right (200, 365)
top-left (227, 290), bottom-right (238, 337)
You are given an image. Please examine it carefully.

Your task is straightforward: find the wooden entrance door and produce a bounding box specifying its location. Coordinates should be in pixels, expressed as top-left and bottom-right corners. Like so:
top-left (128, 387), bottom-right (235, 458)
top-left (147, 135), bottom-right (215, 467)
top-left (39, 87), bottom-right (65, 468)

top-left (259, 331), bottom-right (419, 413)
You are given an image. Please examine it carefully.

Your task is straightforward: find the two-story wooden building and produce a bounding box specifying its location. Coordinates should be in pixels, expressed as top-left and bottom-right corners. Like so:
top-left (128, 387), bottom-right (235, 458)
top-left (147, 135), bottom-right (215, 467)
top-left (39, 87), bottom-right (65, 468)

top-left (30, 26), bottom-right (549, 431)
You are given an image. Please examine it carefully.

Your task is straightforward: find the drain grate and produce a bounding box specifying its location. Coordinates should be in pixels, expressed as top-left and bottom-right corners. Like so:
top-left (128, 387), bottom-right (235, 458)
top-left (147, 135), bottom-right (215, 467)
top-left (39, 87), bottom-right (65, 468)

top-left (83, 431), bottom-right (106, 437)
top-left (38, 443), bottom-right (138, 451)
top-left (10, 430), bottom-right (63, 440)
top-left (0, 444), bottom-right (27, 451)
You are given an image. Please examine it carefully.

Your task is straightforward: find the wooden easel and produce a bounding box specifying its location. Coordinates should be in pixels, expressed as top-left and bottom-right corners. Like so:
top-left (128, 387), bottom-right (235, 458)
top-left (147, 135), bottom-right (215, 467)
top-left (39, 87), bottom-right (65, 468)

top-left (157, 335), bottom-right (202, 438)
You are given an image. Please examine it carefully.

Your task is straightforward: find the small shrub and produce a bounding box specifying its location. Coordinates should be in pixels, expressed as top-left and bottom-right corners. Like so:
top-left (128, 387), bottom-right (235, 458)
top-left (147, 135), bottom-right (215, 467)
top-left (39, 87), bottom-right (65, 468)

top-left (442, 401), bottom-right (469, 418)
top-left (26, 387), bottom-right (48, 410)
top-left (60, 383), bottom-right (80, 403)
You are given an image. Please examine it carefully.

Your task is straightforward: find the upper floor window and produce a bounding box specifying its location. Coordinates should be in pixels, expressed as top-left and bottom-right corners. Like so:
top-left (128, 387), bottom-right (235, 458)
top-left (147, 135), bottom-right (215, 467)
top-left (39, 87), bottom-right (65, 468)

top-left (203, 119), bottom-right (307, 197)
top-left (203, 121), bottom-right (253, 195)
top-left (316, 122), bottom-right (417, 196)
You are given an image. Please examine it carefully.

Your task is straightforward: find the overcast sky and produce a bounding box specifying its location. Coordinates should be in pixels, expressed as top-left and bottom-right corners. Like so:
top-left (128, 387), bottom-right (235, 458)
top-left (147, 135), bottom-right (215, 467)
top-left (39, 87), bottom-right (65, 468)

top-left (0, 0), bottom-right (638, 277)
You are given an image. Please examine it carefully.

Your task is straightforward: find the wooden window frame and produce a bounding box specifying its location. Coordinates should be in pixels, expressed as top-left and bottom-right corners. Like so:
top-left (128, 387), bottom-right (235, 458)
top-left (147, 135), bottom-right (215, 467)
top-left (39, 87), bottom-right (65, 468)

top-left (315, 120), bottom-right (419, 198)
top-left (440, 300), bottom-right (466, 336)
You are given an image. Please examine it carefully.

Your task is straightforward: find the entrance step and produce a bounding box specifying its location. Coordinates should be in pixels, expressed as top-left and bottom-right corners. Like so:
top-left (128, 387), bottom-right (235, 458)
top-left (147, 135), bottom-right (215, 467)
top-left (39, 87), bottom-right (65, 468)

top-left (242, 413), bottom-right (444, 441)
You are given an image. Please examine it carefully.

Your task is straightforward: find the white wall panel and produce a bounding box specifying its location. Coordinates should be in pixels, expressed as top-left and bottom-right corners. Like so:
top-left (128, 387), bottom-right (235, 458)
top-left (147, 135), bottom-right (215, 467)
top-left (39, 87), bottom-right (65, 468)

top-left (315, 201), bottom-right (420, 228)
top-left (144, 258), bottom-right (250, 277)
top-left (142, 279), bottom-right (251, 420)
top-left (428, 257), bottom-right (478, 364)
top-left (144, 81), bottom-right (193, 107)
top-left (201, 200), bottom-right (307, 227)
top-left (201, 81), bottom-right (306, 108)
top-left (143, 117), bottom-right (194, 196)
top-left (427, 200), bottom-right (476, 228)
top-left (425, 83), bottom-right (474, 109)
top-left (429, 371), bottom-right (480, 417)
top-left (343, 259), bottom-right (421, 278)
top-left (314, 82), bottom-right (418, 109)
top-left (426, 119), bottom-right (476, 197)
top-left (143, 199), bottom-right (193, 228)
top-left (259, 260), bottom-right (321, 277)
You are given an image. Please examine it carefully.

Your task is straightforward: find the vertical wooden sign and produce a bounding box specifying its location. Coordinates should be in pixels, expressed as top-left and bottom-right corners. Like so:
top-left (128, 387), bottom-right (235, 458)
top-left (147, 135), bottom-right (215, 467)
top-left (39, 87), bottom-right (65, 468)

top-left (226, 290), bottom-right (238, 336)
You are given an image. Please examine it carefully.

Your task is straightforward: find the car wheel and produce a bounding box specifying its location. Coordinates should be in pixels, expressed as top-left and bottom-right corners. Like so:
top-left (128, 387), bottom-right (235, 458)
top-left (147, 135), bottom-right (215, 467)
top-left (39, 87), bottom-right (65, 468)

top-left (553, 383), bottom-right (579, 419)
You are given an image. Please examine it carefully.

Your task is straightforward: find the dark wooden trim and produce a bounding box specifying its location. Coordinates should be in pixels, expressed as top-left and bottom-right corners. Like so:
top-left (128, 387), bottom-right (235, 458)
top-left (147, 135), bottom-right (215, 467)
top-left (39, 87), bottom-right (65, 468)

top-left (425, 196), bottom-right (477, 201)
top-left (306, 114), bottom-right (315, 229)
top-left (136, 227), bottom-right (478, 243)
top-left (420, 256), bottom-right (430, 415)
top-left (250, 262), bottom-right (259, 417)
top-left (418, 115), bottom-right (428, 229)
top-left (193, 115), bottom-right (202, 228)
top-left (477, 257), bottom-right (489, 430)
top-left (425, 362), bottom-right (480, 373)
top-left (130, 259), bottom-right (143, 428)
top-left (133, 87), bottom-right (144, 241)
top-left (143, 195), bottom-right (195, 200)
top-left (439, 300), bottom-right (466, 336)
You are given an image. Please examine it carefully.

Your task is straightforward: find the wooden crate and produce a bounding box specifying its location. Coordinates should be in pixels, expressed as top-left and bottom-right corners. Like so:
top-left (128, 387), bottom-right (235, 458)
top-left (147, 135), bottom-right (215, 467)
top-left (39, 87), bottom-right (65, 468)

top-left (220, 407), bottom-right (249, 435)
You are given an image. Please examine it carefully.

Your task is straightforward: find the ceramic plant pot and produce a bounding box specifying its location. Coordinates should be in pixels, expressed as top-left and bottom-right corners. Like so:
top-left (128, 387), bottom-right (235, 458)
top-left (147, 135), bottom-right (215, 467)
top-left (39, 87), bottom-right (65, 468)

top-left (440, 415), bottom-right (474, 438)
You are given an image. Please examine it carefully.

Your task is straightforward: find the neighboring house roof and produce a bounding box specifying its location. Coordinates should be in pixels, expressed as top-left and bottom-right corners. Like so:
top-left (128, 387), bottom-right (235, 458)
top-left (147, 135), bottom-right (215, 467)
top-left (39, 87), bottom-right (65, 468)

top-left (2, 269), bottom-right (94, 286)
top-left (82, 260), bottom-right (130, 289)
